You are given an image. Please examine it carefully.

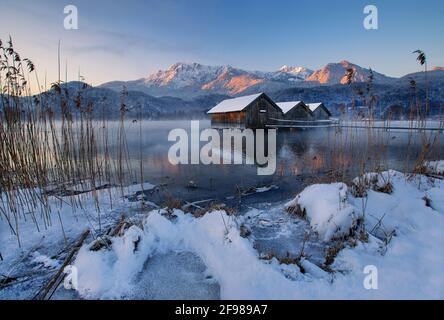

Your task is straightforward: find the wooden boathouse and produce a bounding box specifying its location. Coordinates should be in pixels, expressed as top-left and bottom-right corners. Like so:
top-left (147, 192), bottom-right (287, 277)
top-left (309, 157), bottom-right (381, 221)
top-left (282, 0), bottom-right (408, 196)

top-left (207, 93), bottom-right (282, 129)
top-left (207, 93), bottom-right (333, 129)
top-left (276, 101), bottom-right (313, 120)
top-left (307, 103), bottom-right (332, 120)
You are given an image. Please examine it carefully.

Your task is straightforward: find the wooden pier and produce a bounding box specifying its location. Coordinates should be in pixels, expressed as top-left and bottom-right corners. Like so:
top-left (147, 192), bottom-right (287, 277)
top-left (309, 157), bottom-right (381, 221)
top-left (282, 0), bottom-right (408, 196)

top-left (265, 119), bottom-right (444, 132)
top-left (266, 118), bottom-right (339, 129)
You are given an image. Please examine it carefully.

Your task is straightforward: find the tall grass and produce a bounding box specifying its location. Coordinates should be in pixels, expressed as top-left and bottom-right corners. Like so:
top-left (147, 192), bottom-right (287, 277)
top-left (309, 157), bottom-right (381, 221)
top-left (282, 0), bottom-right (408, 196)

top-left (309, 54), bottom-right (442, 187)
top-left (0, 38), bottom-right (135, 246)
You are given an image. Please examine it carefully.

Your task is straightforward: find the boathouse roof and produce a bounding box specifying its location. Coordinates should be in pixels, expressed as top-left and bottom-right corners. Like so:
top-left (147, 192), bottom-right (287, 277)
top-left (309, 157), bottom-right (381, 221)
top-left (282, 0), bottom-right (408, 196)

top-left (276, 101), bottom-right (306, 114)
top-left (207, 93), bottom-right (264, 114)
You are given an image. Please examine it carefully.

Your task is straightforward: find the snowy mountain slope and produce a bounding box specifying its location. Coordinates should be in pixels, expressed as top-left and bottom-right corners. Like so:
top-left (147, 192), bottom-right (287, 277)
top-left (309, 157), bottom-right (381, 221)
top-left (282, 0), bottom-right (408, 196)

top-left (11, 66), bottom-right (442, 119)
top-left (99, 60), bottom-right (422, 99)
top-left (100, 62), bottom-right (313, 98)
top-left (306, 60), bottom-right (395, 85)
top-left (277, 65), bottom-right (312, 79)
top-left (9, 66), bottom-right (443, 119)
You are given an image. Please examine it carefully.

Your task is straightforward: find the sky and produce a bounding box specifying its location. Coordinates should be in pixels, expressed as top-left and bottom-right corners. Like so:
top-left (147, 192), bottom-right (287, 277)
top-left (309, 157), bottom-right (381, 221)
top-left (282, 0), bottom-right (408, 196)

top-left (0, 0), bottom-right (443, 92)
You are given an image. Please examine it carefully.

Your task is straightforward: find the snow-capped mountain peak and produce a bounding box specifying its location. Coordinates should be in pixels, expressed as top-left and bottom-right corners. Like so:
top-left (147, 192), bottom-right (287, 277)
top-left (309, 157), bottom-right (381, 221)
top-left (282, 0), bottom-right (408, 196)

top-left (274, 65), bottom-right (313, 82)
top-left (306, 60), bottom-right (394, 85)
top-left (278, 65), bottom-right (311, 75)
top-left (144, 62), bottom-right (226, 88)
top-left (137, 62), bottom-right (313, 96)
top-left (100, 61), bottom-right (397, 98)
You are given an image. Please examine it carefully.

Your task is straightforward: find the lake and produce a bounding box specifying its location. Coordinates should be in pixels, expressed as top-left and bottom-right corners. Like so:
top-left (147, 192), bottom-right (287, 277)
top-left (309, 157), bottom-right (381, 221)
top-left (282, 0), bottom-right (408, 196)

top-left (94, 119), bottom-right (444, 207)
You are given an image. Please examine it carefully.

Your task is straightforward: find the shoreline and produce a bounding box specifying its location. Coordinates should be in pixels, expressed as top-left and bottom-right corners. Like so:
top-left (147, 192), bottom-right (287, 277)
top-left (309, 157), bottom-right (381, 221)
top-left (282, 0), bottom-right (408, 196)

top-left (1, 162), bottom-right (443, 299)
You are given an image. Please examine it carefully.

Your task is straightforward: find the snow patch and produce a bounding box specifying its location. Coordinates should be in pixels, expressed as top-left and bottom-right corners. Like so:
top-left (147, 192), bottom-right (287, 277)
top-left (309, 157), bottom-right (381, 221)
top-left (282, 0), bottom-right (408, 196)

top-left (285, 183), bottom-right (362, 242)
top-left (31, 251), bottom-right (60, 269)
top-left (425, 160), bottom-right (444, 175)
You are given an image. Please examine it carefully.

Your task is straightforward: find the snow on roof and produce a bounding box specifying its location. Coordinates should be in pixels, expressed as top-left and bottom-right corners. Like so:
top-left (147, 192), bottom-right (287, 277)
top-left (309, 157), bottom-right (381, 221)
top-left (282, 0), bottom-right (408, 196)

top-left (307, 103), bottom-right (323, 112)
top-left (207, 93), bottom-right (263, 114)
top-left (276, 101), bottom-right (303, 114)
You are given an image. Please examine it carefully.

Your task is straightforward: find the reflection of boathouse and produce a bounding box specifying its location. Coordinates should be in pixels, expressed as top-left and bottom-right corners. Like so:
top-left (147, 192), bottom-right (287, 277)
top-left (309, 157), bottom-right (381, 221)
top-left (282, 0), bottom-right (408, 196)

top-left (207, 92), bottom-right (332, 129)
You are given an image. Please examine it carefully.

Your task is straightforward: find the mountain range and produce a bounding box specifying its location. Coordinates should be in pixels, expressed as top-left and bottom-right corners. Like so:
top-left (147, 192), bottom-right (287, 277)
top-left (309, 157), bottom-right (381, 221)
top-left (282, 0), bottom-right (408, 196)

top-left (101, 62), bottom-right (310, 98)
top-left (2, 61), bottom-right (443, 119)
top-left (100, 60), bottom-right (401, 99)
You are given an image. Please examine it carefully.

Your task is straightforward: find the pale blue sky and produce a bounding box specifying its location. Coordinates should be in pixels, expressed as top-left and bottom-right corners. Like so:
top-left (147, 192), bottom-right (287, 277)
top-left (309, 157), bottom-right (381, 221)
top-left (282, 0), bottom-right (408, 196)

top-left (1, 0), bottom-right (443, 90)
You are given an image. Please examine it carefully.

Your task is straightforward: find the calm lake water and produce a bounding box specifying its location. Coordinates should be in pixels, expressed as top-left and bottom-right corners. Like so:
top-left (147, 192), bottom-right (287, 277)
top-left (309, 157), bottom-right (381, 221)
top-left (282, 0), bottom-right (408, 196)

top-left (96, 120), bottom-right (444, 205)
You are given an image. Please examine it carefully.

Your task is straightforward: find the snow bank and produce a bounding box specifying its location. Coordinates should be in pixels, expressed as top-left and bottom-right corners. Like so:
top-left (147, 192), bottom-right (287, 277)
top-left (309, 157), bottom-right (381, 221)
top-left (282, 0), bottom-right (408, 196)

top-left (3, 167), bottom-right (444, 300)
top-left (74, 209), bottom-right (310, 299)
top-left (285, 183), bottom-right (362, 242)
top-left (427, 188), bottom-right (444, 213)
top-left (334, 170), bottom-right (444, 298)
top-left (425, 160), bottom-right (444, 175)
top-left (75, 224), bottom-right (156, 298)
top-left (71, 169), bottom-right (444, 299)
top-left (350, 170), bottom-right (394, 197)
top-left (0, 182), bottom-right (157, 299)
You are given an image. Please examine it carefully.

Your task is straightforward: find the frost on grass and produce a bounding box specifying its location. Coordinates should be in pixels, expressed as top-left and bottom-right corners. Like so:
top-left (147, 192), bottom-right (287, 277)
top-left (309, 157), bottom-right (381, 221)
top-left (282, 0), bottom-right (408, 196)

top-left (285, 183), bottom-right (362, 242)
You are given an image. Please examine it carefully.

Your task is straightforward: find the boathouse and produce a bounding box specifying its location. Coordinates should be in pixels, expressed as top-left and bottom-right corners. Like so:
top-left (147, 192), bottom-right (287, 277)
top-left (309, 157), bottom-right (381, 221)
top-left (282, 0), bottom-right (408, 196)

top-left (276, 101), bottom-right (313, 121)
top-left (307, 103), bottom-right (332, 120)
top-left (207, 93), bottom-right (282, 129)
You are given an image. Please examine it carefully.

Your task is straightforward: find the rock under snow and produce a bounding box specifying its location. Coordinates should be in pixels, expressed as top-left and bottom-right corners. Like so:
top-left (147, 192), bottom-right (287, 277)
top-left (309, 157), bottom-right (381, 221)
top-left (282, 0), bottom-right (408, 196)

top-left (285, 183), bottom-right (362, 242)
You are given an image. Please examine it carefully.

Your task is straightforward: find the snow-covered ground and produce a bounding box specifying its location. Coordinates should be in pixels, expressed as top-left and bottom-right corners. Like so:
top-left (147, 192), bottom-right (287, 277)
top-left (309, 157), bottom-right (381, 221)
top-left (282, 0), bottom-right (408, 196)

top-left (0, 182), bottom-right (155, 299)
top-left (1, 167), bottom-right (443, 300)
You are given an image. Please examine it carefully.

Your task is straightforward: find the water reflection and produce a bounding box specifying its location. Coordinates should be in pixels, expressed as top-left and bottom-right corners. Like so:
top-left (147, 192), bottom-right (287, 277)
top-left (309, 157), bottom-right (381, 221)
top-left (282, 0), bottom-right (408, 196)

top-left (97, 120), bottom-right (444, 203)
